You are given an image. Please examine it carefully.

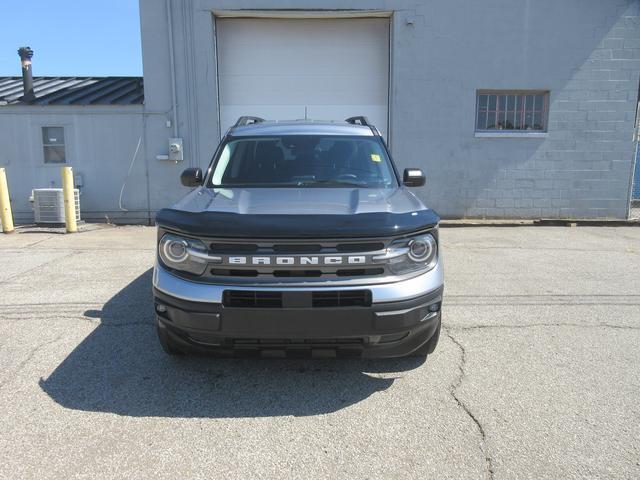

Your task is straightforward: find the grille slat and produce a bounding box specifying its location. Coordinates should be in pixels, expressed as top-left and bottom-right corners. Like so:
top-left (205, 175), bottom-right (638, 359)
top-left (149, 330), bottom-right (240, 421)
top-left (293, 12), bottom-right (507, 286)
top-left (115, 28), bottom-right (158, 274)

top-left (335, 242), bottom-right (384, 253)
top-left (210, 242), bottom-right (384, 255)
top-left (231, 338), bottom-right (364, 346)
top-left (312, 290), bottom-right (372, 308)
top-left (273, 270), bottom-right (322, 277)
top-left (223, 291), bottom-right (283, 308)
top-left (210, 243), bottom-right (259, 253)
top-left (272, 244), bottom-right (322, 253)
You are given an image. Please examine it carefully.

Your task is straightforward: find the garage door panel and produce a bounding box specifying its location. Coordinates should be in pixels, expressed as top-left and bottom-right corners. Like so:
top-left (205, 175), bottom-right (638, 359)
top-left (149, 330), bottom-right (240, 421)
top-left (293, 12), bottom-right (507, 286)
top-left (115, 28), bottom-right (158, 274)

top-left (219, 75), bottom-right (387, 105)
top-left (219, 48), bottom-right (387, 76)
top-left (217, 17), bottom-right (389, 136)
top-left (218, 18), bottom-right (389, 46)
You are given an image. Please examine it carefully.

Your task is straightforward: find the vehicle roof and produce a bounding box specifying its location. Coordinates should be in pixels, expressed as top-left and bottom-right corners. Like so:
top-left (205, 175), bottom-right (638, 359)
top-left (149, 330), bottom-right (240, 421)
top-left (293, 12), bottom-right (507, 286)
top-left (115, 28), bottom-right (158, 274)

top-left (228, 120), bottom-right (376, 137)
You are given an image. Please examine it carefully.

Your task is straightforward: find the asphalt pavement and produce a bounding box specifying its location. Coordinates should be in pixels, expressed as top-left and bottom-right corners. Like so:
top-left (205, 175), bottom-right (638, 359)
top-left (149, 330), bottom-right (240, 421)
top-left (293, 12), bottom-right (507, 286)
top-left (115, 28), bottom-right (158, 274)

top-left (0, 224), bottom-right (638, 479)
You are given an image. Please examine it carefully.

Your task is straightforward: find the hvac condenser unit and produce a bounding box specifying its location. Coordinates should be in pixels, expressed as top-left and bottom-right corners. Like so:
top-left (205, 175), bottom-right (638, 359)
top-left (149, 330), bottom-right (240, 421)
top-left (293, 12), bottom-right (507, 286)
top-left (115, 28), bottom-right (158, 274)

top-left (32, 188), bottom-right (81, 224)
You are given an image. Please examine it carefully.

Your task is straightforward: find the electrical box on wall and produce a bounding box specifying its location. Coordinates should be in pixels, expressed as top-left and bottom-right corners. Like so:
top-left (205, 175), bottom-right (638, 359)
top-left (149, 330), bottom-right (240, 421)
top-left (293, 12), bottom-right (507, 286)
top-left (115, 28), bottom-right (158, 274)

top-left (168, 138), bottom-right (183, 162)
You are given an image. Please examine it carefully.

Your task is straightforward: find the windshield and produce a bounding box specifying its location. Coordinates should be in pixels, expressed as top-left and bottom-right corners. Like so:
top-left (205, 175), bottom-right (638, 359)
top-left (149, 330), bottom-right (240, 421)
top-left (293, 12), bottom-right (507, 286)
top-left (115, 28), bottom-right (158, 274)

top-left (208, 135), bottom-right (397, 188)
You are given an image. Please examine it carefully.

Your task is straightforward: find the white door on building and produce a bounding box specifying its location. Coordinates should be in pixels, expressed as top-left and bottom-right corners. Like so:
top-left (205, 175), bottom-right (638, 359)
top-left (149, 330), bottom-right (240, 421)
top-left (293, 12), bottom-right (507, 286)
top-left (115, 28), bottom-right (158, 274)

top-left (216, 17), bottom-right (390, 138)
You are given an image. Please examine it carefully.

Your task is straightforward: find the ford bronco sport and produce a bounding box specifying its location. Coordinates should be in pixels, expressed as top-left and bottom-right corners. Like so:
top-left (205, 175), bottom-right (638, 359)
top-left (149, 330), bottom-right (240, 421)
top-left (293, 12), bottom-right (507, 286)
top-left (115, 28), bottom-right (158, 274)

top-left (153, 116), bottom-right (443, 358)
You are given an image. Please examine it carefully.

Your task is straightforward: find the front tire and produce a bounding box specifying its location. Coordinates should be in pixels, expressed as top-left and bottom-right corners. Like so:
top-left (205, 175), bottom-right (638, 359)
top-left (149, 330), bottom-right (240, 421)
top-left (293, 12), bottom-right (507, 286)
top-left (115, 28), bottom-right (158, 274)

top-left (157, 323), bottom-right (185, 356)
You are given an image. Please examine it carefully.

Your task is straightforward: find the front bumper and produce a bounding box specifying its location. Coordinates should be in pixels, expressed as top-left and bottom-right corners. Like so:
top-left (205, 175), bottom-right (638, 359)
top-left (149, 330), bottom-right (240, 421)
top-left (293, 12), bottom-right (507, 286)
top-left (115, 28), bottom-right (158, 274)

top-left (153, 259), bottom-right (444, 304)
top-left (153, 262), bottom-right (444, 358)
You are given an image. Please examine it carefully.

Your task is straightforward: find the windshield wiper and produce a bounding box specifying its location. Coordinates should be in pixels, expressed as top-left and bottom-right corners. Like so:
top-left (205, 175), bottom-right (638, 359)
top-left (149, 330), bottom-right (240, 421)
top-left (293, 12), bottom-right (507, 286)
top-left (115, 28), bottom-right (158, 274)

top-left (294, 179), bottom-right (366, 187)
top-left (212, 180), bottom-right (369, 188)
top-left (213, 183), bottom-right (301, 188)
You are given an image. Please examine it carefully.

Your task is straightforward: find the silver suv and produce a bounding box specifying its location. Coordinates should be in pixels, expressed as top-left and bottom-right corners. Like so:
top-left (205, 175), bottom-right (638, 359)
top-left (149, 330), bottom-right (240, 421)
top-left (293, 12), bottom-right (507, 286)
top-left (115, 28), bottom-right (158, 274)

top-left (153, 116), bottom-right (443, 358)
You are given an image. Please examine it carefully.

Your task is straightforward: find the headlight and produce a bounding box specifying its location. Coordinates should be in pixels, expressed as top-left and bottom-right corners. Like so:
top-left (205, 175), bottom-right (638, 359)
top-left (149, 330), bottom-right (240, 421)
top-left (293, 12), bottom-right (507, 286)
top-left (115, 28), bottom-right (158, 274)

top-left (408, 237), bottom-right (434, 262)
top-left (376, 233), bottom-right (438, 276)
top-left (158, 233), bottom-right (209, 275)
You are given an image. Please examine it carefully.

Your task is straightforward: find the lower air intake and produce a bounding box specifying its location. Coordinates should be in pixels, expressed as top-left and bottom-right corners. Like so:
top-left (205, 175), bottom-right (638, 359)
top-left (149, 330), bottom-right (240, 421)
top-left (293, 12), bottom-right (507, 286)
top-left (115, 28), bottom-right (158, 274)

top-left (222, 290), bottom-right (372, 308)
top-left (312, 290), bottom-right (372, 308)
top-left (223, 291), bottom-right (282, 308)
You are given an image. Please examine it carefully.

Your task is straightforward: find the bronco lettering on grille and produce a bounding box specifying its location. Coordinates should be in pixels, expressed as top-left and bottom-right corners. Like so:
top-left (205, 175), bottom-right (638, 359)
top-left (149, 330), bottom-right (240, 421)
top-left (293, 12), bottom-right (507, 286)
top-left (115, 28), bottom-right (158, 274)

top-left (226, 256), bottom-right (367, 265)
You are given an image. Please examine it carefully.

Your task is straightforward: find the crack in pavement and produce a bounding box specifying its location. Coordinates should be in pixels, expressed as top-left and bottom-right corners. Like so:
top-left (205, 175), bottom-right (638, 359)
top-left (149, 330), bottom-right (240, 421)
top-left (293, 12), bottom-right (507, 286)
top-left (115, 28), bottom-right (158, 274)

top-left (441, 319), bottom-right (640, 480)
top-left (22, 235), bottom-right (57, 248)
top-left (445, 328), bottom-right (495, 480)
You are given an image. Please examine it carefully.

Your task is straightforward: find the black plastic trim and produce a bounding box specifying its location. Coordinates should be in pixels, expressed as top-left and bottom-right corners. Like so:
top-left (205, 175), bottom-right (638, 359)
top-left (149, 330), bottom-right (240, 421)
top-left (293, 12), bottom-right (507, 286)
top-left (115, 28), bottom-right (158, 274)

top-left (155, 208), bottom-right (440, 239)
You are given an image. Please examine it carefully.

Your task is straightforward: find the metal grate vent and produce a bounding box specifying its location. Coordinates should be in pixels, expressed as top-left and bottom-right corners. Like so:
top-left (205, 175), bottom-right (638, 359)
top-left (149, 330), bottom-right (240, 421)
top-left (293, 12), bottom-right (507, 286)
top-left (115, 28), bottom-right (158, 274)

top-left (222, 290), bottom-right (372, 308)
top-left (32, 188), bottom-right (80, 224)
top-left (223, 291), bottom-right (283, 308)
top-left (312, 290), bottom-right (372, 308)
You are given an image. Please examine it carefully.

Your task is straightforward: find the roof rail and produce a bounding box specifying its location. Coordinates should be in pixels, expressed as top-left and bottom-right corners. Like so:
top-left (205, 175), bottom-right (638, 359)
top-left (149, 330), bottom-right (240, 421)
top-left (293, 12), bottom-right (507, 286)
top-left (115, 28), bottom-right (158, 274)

top-left (345, 116), bottom-right (381, 136)
top-left (234, 116), bottom-right (265, 127)
top-left (345, 116), bottom-right (370, 126)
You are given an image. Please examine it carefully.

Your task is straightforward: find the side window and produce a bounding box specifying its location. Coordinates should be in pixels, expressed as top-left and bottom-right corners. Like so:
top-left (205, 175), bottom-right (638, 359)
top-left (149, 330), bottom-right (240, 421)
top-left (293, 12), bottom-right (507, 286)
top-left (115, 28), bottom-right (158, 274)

top-left (42, 126), bottom-right (66, 163)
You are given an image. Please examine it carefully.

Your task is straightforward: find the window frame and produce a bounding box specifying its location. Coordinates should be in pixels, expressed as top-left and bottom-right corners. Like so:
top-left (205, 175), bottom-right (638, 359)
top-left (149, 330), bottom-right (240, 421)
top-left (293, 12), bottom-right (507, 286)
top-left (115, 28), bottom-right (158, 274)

top-left (474, 90), bottom-right (550, 138)
top-left (41, 126), bottom-right (67, 164)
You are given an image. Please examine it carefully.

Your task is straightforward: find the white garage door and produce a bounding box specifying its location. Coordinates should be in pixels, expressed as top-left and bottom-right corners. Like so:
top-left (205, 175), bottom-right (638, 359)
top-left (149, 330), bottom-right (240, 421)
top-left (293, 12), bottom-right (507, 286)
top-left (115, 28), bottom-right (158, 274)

top-left (216, 17), bottom-right (389, 137)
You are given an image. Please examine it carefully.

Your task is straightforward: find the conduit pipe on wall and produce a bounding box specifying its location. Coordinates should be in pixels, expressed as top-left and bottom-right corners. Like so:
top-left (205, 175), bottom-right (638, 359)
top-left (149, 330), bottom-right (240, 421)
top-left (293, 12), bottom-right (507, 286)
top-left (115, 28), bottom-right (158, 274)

top-left (166, 0), bottom-right (179, 138)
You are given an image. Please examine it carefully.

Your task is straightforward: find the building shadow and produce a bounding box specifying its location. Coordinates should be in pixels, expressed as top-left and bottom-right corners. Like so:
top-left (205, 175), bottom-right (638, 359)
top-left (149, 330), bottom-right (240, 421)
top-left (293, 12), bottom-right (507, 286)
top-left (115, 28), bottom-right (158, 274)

top-left (39, 269), bottom-right (426, 418)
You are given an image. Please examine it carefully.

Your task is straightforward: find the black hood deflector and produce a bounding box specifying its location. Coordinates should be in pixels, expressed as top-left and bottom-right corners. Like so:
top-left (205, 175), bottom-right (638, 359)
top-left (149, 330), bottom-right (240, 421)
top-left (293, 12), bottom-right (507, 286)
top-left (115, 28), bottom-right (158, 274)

top-left (155, 209), bottom-right (440, 239)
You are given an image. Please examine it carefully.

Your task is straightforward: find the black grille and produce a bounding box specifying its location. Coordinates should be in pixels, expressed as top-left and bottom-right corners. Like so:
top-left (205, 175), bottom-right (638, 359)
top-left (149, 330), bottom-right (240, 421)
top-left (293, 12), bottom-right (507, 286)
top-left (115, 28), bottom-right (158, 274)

top-left (312, 290), bottom-right (372, 308)
top-left (272, 244), bottom-right (322, 253)
top-left (335, 242), bottom-right (384, 252)
top-left (222, 290), bottom-right (372, 308)
top-left (223, 291), bottom-right (282, 308)
top-left (273, 270), bottom-right (322, 277)
top-left (231, 338), bottom-right (364, 346)
top-left (212, 269), bottom-right (259, 277)
top-left (210, 243), bottom-right (258, 253)
top-left (336, 268), bottom-right (384, 277)
top-left (208, 242), bottom-right (383, 255)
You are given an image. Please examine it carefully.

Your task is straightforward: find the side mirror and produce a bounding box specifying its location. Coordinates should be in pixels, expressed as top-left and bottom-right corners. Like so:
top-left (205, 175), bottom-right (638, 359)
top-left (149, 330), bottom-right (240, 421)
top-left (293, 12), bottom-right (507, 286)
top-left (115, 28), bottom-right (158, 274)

top-left (403, 168), bottom-right (426, 187)
top-left (180, 168), bottom-right (203, 187)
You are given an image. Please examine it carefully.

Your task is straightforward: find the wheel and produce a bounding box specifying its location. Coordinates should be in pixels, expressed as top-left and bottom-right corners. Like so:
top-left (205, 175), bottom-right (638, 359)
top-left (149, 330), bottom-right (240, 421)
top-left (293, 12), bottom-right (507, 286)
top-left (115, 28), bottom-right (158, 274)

top-left (409, 319), bottom-right (441, 357)
top-left (157, 323), bottom-right (185, 356)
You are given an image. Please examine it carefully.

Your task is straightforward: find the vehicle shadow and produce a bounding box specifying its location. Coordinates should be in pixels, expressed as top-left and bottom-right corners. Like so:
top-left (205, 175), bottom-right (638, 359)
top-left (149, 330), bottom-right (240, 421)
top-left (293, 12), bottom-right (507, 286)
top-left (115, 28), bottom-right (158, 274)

top-left (39, 269), bottom-right (426, 418)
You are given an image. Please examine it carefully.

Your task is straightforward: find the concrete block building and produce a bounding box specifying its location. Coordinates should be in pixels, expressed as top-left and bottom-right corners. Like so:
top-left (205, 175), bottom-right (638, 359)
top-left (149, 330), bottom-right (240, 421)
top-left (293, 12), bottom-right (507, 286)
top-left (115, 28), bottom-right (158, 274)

top-left (1, 0), bottom-right (639, 223)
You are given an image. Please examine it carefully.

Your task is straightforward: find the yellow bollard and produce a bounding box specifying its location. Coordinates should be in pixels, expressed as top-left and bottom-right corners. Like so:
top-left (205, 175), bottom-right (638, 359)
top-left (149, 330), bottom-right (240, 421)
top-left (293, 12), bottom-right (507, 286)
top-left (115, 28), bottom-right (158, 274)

top-left (0, 168), bottom-right (15, 234)
top-left (61, 166), bottom-right (78, 233)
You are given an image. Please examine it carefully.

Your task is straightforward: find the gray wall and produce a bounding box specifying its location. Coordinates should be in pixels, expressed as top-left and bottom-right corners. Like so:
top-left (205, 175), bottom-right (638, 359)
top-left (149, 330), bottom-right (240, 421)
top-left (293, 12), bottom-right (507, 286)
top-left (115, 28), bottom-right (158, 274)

top-left (140, 0), bottom-right (640, 219)
top-left (4, 0), bottom-right (637, 225)
top-left (0, 106), bottom-right (150, 224)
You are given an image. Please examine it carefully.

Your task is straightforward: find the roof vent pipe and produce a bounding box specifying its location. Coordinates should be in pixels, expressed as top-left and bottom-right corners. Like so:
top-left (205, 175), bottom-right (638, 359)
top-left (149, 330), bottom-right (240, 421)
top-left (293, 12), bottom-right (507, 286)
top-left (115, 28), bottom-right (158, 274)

top-left (17, 46), bottom-right (35, 102)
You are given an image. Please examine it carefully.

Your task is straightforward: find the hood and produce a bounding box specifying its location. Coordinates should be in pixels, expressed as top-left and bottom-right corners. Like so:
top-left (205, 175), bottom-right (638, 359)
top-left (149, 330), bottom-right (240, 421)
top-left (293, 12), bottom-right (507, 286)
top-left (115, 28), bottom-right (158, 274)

top-left (157, 187), bottom-right (439, 239)
top-left (172, 187), bottom-right (425, 215)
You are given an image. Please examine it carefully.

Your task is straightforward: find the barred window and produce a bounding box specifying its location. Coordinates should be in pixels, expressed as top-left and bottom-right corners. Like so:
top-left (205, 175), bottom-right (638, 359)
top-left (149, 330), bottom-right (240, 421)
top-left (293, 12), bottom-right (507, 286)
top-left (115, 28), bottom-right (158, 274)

top-left (476, 91), bottom-right (548, 132)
